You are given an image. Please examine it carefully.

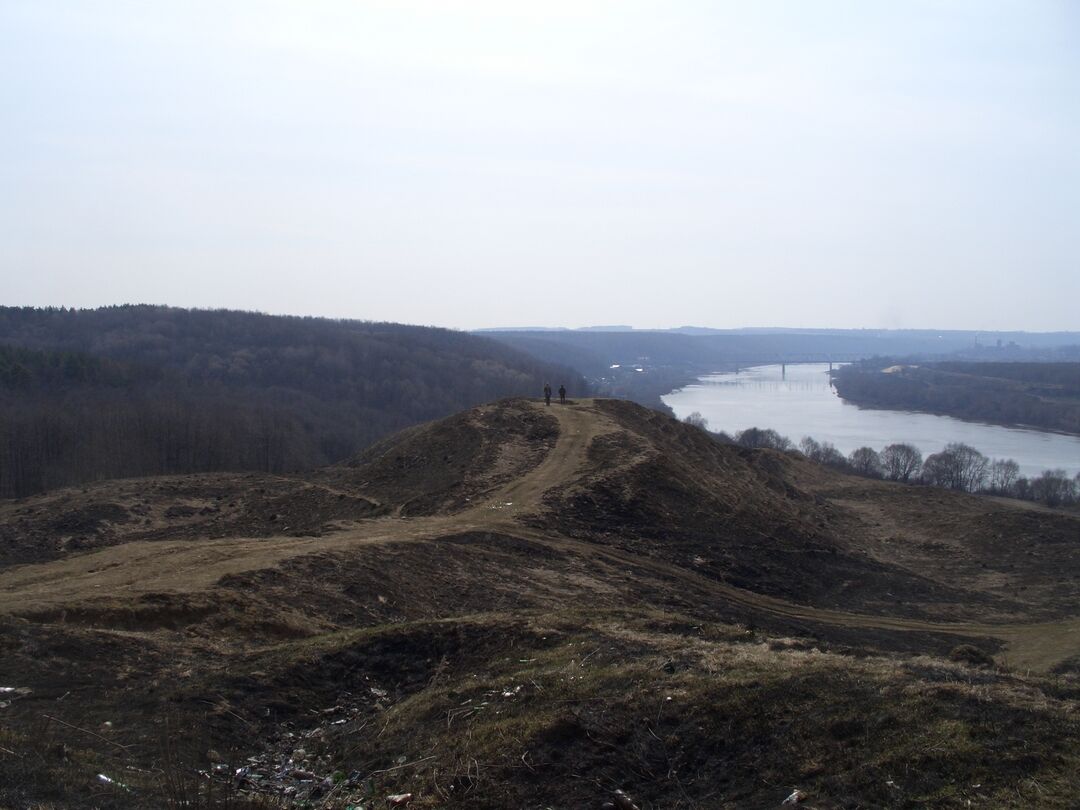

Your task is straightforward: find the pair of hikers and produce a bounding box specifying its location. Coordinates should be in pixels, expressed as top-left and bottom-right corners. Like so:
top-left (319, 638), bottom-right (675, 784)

top-left (543, 383), bottom-right (566, 406)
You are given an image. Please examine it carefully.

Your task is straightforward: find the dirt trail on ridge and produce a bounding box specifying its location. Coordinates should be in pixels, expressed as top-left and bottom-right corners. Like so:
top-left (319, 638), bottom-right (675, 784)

top-left (1, 398), bottom-right (1078, 672)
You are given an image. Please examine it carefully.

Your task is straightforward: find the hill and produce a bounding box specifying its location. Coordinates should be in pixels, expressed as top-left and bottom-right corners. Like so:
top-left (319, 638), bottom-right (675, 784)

top-left (0, 306), bottom-right (585, 497)
top-left (2, 398), bottom-right (1080, 808)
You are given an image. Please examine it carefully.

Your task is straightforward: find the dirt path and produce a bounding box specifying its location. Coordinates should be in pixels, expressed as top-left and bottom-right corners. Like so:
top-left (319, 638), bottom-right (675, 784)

top-left (469, 400), bottom-right (613, 519)
top-left (2, 399), bottom-right (1078, 672)
top-left (0, 401), bottom-right (608, 613)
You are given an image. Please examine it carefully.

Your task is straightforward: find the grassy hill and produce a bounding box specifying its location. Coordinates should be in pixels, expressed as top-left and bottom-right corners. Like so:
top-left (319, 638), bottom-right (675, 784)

top-left (2, 398), bottom-right (1079, 807)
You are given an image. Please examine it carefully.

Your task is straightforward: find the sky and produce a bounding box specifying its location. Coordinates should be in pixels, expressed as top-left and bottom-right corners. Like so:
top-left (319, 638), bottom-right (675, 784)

top-left (1, 1), bottom-right (1078, 331)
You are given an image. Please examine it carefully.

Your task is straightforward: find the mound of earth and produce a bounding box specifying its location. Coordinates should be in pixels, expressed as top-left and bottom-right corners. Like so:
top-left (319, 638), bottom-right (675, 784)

top-left (1, 397), bottom-right (1080, 808)
top-left (318, 398), bottom-right (559, 515)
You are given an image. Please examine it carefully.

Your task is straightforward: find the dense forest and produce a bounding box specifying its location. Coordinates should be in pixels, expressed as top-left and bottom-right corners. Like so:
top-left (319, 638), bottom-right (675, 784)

top-left (0, 306), bottom-right (585, 497)
top-left (832, 361), bottom-right (1080, 435)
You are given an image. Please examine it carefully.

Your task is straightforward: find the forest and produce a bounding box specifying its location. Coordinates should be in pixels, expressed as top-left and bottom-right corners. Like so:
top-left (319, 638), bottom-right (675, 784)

top-left (832, 360), bottom-right (1080, 435)
top-left (0, 306), bottom-right (584, 498)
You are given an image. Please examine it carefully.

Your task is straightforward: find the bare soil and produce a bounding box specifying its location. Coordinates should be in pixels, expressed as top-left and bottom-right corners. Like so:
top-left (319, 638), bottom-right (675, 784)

top-left (2, 397), bottom-right (1080, 808)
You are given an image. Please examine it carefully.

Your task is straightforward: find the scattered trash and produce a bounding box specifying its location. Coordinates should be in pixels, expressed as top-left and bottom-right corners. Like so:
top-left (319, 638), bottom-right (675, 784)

top-left (172, 688), bottom-right (417, 805)
top-left (782, 789), bottom-right (807, 805)
top-left (614, 788), bottom-right (640, 810)
top-left (97, 773), bottom-right (132, 792)
top-left (0, 687), bottom-right (31, 709)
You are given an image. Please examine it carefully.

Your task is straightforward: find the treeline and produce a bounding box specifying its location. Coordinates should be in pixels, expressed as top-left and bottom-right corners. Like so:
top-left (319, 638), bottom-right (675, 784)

top-left (0, 306), bottom-right (586, 498)
top-left (682, 413), bottom-right (1080, 508)
top-left (833, 360), bottom-right (1080, 435)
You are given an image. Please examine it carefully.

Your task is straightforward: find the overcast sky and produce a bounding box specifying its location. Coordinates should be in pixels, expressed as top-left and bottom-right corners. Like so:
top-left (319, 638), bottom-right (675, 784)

top-left (2, 1), bottom-right (1078, 331)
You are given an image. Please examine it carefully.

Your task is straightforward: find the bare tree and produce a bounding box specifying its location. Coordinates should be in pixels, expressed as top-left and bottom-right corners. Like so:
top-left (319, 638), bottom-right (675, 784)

top-left (1030, 469), bottom-right (1076, 507)
top-left (987, 458), bottom-right (1020, 494)
top-left (799, 436), bottom-right (847, 468)
top-left (880, 443), bottom-right (922, 482)
top-left (683, 412), bottom-right (709, 431)
top-left (735, 427), bottom-right (793, 451)
top-left (922, 443), bottom-right (989, 492)
top-left (848, 446), bottom-right (883, 478)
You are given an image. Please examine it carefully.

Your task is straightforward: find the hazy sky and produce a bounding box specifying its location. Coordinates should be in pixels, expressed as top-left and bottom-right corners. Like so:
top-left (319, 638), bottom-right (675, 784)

top-left (2, 1), bottom-right (1078, 330)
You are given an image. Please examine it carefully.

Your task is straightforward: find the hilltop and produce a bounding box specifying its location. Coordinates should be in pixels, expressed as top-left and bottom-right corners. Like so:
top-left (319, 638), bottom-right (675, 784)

top-left (2, 398), bottom-right (1080, 808)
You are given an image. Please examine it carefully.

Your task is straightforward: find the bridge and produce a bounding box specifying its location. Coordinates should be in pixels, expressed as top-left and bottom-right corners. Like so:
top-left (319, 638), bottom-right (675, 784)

top-left (726, 358), bottom-right (864, 374)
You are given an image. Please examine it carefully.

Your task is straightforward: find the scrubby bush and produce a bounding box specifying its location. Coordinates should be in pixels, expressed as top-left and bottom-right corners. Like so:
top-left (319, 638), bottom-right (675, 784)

top-left (735, 427), bottom-right (793, 451)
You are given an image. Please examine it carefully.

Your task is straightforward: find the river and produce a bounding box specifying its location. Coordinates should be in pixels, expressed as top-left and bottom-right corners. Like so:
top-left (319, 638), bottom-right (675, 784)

top-left (661, 363), bottom-right (1080, 478)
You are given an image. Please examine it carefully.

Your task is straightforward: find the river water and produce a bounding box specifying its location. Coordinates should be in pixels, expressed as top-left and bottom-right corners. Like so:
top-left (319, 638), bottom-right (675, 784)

top-left (661, 363), bottom-right (1080, 477)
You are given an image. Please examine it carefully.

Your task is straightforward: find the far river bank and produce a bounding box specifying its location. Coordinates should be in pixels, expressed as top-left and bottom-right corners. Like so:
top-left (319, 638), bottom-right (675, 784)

top-left (661, 363), bottom-right (1080, 478)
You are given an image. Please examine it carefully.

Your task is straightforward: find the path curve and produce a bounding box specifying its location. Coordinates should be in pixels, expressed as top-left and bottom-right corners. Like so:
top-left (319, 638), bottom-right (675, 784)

top-left (2, 399), bottom-right (1079, 672)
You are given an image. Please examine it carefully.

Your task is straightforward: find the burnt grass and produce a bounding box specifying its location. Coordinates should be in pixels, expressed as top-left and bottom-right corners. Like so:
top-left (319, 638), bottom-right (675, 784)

top-left (321, 398), bottom-right (559, 515)
top-left (0, 473), bottom-right (383, 568)
top-left (3, 398), bottom-right (1080, 808)
top-left (534, 402), bottom-right (1020, 621)
top-left (4, 612), bottom-right (1079, 809)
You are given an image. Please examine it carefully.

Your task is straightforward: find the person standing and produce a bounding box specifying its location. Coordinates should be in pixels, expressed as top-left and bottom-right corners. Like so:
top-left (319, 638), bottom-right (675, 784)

top-left (543, 383), bottom-right (552, 406)
top-left (558, 384), bottom-right (566, 404)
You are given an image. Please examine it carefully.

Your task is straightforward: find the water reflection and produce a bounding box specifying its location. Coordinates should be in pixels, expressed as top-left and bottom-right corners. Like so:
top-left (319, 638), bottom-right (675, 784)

top-left (662, 364), bottom-right (1080, 477)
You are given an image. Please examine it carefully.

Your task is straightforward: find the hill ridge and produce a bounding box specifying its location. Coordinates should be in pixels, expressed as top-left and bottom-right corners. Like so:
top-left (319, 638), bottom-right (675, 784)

top-left (4, 397), bottom-right (1080, 808)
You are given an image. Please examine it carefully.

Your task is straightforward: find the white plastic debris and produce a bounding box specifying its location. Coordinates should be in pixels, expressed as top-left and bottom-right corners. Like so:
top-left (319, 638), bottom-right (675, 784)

top-left (782, 789), bottom-right (807, 805)
top-left (97, 773), bottom-right (132, 792)
top-left (387, 793), bottom-right (413, 806)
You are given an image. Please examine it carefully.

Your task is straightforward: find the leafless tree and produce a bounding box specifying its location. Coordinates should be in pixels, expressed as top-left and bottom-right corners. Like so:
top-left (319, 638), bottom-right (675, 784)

top-left (683, 412), bottom-right (709, 431)
top-left (922, 443), bottom-right (989, 492)
top-left (736, 427), bottom-right (792, 451)
top-left (1030, 469), bottom-right (1076, 507)
top-left (880, 443), bottom-right (922, 482)
top-left (987, 458), bottom-right (1020, 494)
top-left (848, 447), bottom-right (883, 478)
top-left (799, 436), bottom-right (847, 468)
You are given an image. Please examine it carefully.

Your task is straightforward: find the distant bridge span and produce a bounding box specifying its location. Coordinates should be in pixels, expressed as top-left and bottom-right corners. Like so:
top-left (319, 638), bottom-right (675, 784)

top-left (726, 357), bottom-right (864, 373)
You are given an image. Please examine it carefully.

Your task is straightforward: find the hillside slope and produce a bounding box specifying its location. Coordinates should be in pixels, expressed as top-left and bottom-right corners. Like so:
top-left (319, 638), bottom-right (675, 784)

top-left (0, 306), bottom-right (585, 497)
top-left (2, 398), bottom-right (1080, 808)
